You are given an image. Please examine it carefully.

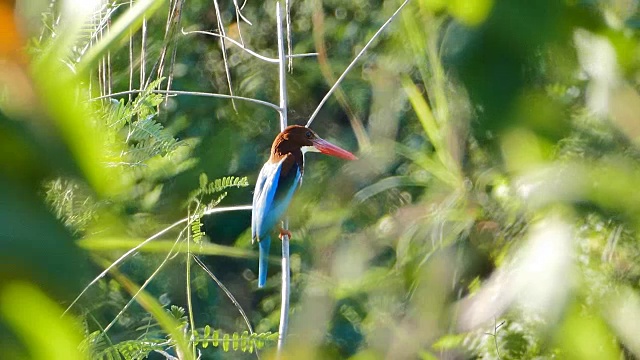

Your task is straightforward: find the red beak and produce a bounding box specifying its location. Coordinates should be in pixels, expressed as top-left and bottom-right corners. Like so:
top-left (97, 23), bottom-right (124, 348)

top-left (312, 138), bottom-right (358, 160)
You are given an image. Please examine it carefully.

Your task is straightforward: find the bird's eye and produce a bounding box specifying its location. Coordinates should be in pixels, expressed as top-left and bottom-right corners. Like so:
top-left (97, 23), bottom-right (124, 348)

top-left (305, 131), bottom-right (312, 139)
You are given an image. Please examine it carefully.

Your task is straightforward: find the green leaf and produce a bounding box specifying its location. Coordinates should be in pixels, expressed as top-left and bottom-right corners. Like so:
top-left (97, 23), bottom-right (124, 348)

top-left (432, 334), bottom-right (464, 350)
top-left (212, 330), bottom-right (219, 347)
top-left (241, 331), bottom-right (249, 352)
top-left (222, 333), bottom-right (230, 352)
top-left (0, 282), bottom-right (84, 360)
top-left (199, 173), bottom-right (208, 189)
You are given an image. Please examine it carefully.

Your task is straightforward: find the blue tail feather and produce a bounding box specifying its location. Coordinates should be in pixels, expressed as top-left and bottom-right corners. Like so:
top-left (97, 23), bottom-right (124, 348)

top-left (258, 236), bottom-right (271, 288)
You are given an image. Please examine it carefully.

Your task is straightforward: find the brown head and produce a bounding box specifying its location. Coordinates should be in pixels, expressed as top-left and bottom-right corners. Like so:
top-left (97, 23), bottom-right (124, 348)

top-left (270, 125), bottom-right (357, 163)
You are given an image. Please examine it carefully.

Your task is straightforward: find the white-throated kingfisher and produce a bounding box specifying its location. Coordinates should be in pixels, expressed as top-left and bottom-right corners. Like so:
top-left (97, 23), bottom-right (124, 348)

top-left (251, 125), bottom-right (357, 288)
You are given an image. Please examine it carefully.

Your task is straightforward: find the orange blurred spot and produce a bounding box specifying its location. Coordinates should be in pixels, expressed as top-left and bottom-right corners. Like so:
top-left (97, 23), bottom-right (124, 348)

top-left (0, 0), bottom-right (36, 116)
top-left (0, 1), bottom-right (22, 62)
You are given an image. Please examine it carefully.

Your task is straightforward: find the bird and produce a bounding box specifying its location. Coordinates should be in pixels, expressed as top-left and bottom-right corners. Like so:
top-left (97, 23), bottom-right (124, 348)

top-left (251, 125), bottom-right (357, 288)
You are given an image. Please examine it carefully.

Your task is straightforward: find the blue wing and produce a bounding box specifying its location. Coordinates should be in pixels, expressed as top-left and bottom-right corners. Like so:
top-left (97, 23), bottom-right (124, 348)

top-left (251, 156), bottom-right (302, 242)
top-left (251, 156), bottom-right (302, 288)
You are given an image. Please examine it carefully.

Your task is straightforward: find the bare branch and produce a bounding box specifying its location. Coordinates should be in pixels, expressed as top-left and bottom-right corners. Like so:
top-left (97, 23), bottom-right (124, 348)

top-left (306, 0), bottom-right (411, 128)
top-left (182, 29), bottom-right (318, 63)
top-left (277, 5), bottom-right (288, 131)
top-left (276, 2), bottom-right (291, 352)
top-left (183, 29), bottom-right (279, 63)
top-left (91, 89), bottom-right (281, 112)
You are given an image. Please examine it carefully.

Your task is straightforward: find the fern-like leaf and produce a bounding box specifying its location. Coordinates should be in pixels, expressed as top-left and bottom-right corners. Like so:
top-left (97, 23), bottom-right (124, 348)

top-left (97, 340), bottom-right (164, 360)
top-left (191, 217), bottom-right (205, 243)
top-left (188, 174), bottom-right (249, 205)
top-left (192, 325), bottom-right (277, 353)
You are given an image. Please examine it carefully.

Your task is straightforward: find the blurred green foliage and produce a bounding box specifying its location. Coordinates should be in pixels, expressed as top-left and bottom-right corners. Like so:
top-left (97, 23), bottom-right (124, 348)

top-left (3, 0), bottom-right (640, 359)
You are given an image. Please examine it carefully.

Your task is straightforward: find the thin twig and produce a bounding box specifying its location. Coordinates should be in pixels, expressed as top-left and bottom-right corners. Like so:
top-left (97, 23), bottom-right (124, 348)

top-left (484, 319), bottom-right (505, 360)
top-left (182, 29), bottom-right (318, 63)
top-left (233, 0), bottom-right (246, 46)
top-left (156, 0), bottom-right (184, 105)
top-left (128, 0), bottom-right (133, 102)
top-left (603, 224), bottom-right (623, 263)
top-left (91, 89), bottom-right (281, 112)
top-left (140, 16), bottom-right (147, 89)
top-left (191, 256), bottom-right (254, 334)
top-left (62, 205), bottom-right (253, 316)
top-left (288, 53), bottom-right (319, 58)
top-left (154, 350), bottom-right (179, 360)
top-left (277, 4), bottom-right (288, 132)
top-left (106, 0), bottom-right (112, 96)
top-left (158, 0), bottom-right (177, 69)
top-left (62, 217), bottom-right (187, 317)
top-left (211, 0), bottom-right (236, 110)
top-left (234, 0), bottom-right (253, 26)
top-left (102, 226), bottom-right (187, 334)
top-left (285, 0), bottom-right (292, 72)
top-left (186, 205), bottom-right (197, 356)
top-left (77, 3), bottom-right (121, 63)
top-left (191, 256), bottom-right (261, 359)
top-left (306, 0), bottom-right (411, 128)
top-left (183, 29), bottom-right (279, 63)
top-left (311, 0), bottom-right (369, 148)
top-left (164, 0), bottom-right (185, 106)
top-left (275, 2), bottom-right (291, 353)
top-left (100, 6), bottom-right (107, 97)
top-left (107, 20), bottom-right (112, 95)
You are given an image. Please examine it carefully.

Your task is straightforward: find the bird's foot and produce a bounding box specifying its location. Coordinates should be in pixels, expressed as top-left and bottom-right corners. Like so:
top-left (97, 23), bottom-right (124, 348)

top-left (278, 228), bottom-right (292, 240)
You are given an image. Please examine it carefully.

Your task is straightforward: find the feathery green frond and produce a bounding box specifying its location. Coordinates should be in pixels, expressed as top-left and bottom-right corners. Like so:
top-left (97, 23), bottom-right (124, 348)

top-left (192, 325), bottom-right (277, 353)
top-left (188, 174), bottom-right (249, 206)
top-left (97, 340), bottom-right (164, 360)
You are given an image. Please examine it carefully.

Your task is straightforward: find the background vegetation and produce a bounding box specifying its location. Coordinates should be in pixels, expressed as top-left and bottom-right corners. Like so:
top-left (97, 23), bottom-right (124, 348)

top-left (2, 0), bottom-right (640, 359)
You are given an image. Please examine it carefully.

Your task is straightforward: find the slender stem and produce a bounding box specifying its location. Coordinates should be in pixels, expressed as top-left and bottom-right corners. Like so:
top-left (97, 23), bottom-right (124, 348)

top-left (102, 226), bottom-right (187, 334)
top-left (128, 0), bottom-right (133, 102)
top-left (186, 206), bottom-right (197, 356)
top-left (278, 219), bottom-right (290, 352)
top-left (305, 0), bottom-right (411, 128)
top-left (277, 3), bottom-right (288, 131)
top-left (276, 1), bottom-right (291, 353)
top-left (62, 217), bottom-right (188, 316)
top-left (182, 29), bottom-right (279, 63)
top-left (91, 89), bottom-right (281, 112)
top-left (140, 16), bottom-right (147, 88)
top-left (285, 0), bottom-right (292, 72)
top-left (192, 255), bottom-right (261, 359)
top-left (182, 29), bottom-right (317, 63)
top-left (311, 0), bottom-right (369, 148)
top-left (288, 53), bottom-right (319, 58)
top-left (63, 205), bottom-right (252, 316)
top-left (203, 204), bottom-right (253, 215)
top-left (212, 0), bottom-right (236, 110)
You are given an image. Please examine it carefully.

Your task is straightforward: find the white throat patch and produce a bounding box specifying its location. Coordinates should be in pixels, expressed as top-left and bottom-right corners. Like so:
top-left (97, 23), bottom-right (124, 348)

top-left (301, 145), bottom-right (319, 154)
